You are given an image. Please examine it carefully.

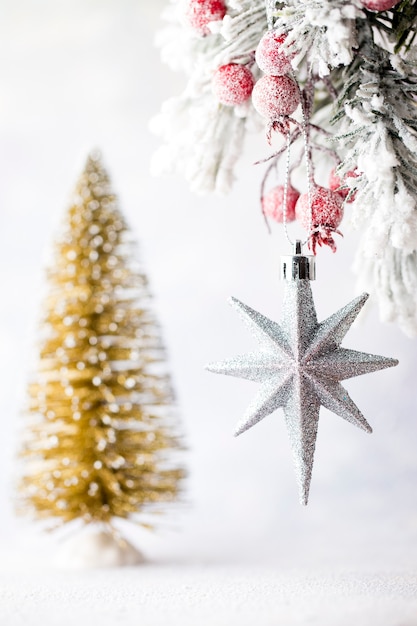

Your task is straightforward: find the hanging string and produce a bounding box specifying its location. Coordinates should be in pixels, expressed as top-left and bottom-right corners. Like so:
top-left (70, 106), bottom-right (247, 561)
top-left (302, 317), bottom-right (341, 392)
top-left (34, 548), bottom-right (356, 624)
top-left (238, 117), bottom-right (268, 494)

top-left (282, 130), bottom-right (292, 245)
top-left (299, 82), bottom-right (314, 245)
top-left (282, 74), bottom-right (314, 251)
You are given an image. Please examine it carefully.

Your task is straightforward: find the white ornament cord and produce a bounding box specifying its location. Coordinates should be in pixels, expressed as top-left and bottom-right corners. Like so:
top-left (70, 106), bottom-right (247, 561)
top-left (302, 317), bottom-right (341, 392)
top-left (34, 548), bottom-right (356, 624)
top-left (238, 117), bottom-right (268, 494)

top-left (281, 82), bottom-right (314, 251)
top-left (264, 1), bottom-right (314, 252)
top-left (281, 130), bottom-right (293, 247)
top-left (299, 98), bottom-right (314, 243)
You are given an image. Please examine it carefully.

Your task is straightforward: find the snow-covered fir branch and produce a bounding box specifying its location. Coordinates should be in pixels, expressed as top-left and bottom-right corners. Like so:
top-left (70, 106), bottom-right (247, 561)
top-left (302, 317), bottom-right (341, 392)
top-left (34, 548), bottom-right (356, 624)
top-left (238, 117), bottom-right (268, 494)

top-left (274, 0), bottom-right (364, 77)
top-left (332, 32), bottom-right (417, 333)
top-left (334, 39), bottom-right (417, 251)
top-left (150, 94), bottom-right (248, 194)
top-left (354, 241), bottom-right (417, 336)
top-left (151, 0), bottom-right (266, 194)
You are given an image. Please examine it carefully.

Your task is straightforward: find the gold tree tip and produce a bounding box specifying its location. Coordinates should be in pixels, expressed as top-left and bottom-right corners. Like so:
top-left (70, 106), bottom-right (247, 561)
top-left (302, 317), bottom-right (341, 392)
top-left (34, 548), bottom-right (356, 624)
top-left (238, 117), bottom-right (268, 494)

top-left (74, 151), bottom-right (114, 204)
top-left (19, 155), bottom-right (185, 527)
top-left (87, 149), bottom-right (103, 163)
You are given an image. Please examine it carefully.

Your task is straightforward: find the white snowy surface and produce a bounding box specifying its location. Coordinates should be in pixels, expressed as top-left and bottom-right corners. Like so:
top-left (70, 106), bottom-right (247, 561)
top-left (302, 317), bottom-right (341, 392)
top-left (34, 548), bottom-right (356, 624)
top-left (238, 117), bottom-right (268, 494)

top-left (0, 1), bottom-right (416, 623)
top-left (1, 563), bottom-right (417, 626)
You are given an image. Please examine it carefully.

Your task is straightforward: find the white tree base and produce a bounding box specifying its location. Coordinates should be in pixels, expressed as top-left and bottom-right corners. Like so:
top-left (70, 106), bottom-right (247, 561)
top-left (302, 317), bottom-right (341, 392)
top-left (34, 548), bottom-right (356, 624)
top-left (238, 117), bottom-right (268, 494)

top-left (55, 527), bottom-right (145, 569)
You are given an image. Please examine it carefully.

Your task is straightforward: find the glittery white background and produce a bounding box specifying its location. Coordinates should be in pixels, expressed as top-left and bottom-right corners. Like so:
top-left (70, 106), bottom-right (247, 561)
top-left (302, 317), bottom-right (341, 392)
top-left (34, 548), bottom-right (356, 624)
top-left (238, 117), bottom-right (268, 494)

top-left (0, 2), bottom-right (416, 619)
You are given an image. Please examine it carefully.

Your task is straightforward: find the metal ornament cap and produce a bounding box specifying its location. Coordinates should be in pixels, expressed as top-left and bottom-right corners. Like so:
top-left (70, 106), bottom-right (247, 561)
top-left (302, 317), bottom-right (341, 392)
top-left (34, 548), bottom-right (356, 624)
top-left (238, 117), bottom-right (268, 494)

top-left (281, 240), bottom-right (316, 281)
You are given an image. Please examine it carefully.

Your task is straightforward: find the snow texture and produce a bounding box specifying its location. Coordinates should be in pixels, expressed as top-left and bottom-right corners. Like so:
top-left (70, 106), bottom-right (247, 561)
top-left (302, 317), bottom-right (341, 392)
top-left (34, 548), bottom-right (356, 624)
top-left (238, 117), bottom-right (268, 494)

top-left (275, 0), bottom-right (363, 77)
top-left (0, 565), bottom-right (417, 626)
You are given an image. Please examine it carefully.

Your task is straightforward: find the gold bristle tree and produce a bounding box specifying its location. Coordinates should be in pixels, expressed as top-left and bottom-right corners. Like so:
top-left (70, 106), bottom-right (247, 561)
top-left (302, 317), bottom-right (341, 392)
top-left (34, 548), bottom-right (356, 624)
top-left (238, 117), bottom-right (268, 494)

top-left (19, 153), bottom-right (184, 530)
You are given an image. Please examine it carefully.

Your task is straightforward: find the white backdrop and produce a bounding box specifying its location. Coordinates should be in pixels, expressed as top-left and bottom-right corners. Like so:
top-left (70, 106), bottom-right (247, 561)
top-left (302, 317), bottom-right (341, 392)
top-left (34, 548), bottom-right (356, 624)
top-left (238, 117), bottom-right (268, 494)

top-left (0, 0), bottom-right (416, 570)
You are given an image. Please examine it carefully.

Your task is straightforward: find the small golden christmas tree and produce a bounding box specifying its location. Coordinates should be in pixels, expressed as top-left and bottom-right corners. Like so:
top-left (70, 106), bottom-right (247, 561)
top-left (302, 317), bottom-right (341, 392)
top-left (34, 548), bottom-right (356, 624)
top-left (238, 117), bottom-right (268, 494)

top-left (19, 153), bottom-right (184, 545)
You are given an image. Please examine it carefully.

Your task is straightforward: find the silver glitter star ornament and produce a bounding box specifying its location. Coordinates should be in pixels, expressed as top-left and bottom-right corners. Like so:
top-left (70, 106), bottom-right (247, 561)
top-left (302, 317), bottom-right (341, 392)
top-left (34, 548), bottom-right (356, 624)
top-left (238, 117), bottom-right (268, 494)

top-left (207, 243), bottom-right (398, 505)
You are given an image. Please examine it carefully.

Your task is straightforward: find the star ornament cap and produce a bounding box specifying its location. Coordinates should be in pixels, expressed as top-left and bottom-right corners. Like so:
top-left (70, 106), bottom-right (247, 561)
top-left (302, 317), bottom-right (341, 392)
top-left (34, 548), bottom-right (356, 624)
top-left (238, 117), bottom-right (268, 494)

top-left (206, 254), bottom-right (398, 505)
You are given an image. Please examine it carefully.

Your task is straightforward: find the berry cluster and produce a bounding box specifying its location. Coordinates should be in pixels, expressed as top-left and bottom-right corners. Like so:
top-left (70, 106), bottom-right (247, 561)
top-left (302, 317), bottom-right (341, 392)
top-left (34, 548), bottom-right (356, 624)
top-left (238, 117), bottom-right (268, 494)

top-left (254, 30), bottom-right (346, 253)
top-left (182, 0), bottom-right (255, 106)
top-left (210, 29), bottom-right (301, 124)
top-left (262, 174), bottom-right (350, 254)
top-left (180, 0), bottom-right (377, 254)
top-left (252, 31), bottom-right (299, 121)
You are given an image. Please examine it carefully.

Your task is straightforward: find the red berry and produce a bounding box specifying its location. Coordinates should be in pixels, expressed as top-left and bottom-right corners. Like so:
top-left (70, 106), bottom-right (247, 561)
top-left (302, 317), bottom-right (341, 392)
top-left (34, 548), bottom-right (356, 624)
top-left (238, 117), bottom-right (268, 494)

top-left (252, 75), bottom-right (300, 119)
top-left (262, 184), bottom-right (299, 223)
top-left (296, 186), bottom-right (343, 229)
top-left (328, 167), bottom-right (358, 202)
top-left (360, 0), bottom-right (400, 10)
top-left (295, 186), bottom-right (344, 253)
top-left (212, 64), bottom-right (255, 106)
top-left (255, 31), bottom-right (293, 76)
top-left (183, 0), bottom-right (227, 36)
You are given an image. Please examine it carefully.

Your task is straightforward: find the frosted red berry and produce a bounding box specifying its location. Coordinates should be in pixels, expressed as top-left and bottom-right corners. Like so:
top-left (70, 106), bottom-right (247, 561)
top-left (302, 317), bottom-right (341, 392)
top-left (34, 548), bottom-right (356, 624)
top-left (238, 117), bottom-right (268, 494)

top-left (296, 186), bottom-right (344, 230)
top-left (295, 186), bottom-right (344, 253)
top-left (252, 75), bottom-right (300, 119)
top-left (255, 31), bottom-right (292, 76)
top-left (262, 184), bottom-right (299, 223)
top-left (212, 64), bottom-right (255, 106)
top-left (360, 0), bottom-right (400, 11)
top-left (183, 0), bottom-right (227, 36)
top-left (328, 167), bottom-right (358, 202)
